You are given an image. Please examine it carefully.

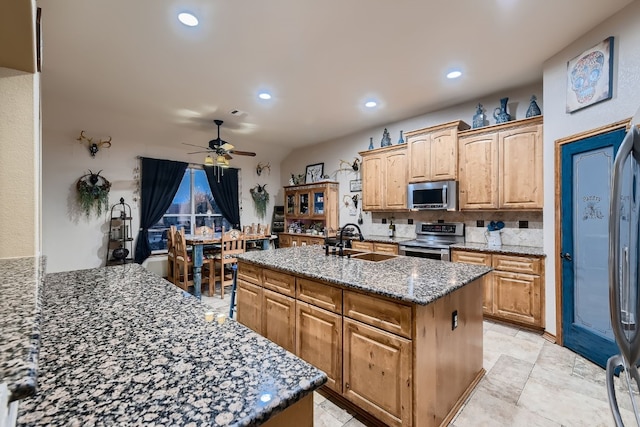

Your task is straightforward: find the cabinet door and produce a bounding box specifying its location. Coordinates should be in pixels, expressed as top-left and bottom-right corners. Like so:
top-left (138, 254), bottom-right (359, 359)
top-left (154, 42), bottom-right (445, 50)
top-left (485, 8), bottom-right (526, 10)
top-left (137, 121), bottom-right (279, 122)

top-left (263, 289), bottom-right (296, 353)
top-left (311, 189), bottom-right (326, 217)
top-left (458, 133), bottom-right (499, 209)
top-left (407, 133), bottom-right (430, 182)
top-left (430, 127), bottom-right (457, 180)
top-left (493, 270), bottom-right (542, 327)
top-left (343, 319), bottom-right (412, 427)
top-left (499, 124), bottom-right (543, 209)
top-left (373, 242), bottom-right (398, 255)
top-left (297, 191), bottom-right (311, 217)
top-left (285, 192), bottom-right (296, 216)
top-left (451, 251), bottom-right (494, 315)
top-left (362, 155), bottom-right (383, 210)
top-left (237, 279), bottom-right (263, 334)
top-left (296, 301), bottom-right (343, 393)
top-left (351, 241), bottom-right (373, 251)
top-left (384, 150), bottom-right (407, 210)
top-left (279, 234), bottom-right (292, 248)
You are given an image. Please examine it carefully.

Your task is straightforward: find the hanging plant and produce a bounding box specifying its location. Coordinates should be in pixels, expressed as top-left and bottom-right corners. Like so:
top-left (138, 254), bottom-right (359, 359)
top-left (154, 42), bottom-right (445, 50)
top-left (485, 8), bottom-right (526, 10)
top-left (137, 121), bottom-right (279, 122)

top-left (250, 184), bottom-right (270, 219)
top-left (76, 170), bottom-right (111, 218)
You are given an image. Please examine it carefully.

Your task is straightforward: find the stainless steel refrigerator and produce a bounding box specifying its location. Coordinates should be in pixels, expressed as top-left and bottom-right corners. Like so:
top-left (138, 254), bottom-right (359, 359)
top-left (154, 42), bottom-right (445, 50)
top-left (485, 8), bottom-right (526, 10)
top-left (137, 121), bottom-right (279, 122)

top-left (608, 118), bottom-right (640, 426)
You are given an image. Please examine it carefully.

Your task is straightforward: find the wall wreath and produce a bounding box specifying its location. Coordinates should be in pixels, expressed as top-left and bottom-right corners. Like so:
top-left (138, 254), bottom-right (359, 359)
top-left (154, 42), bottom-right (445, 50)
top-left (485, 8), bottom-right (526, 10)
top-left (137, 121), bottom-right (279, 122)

top-left (76, 170), bottom-right (111, 217)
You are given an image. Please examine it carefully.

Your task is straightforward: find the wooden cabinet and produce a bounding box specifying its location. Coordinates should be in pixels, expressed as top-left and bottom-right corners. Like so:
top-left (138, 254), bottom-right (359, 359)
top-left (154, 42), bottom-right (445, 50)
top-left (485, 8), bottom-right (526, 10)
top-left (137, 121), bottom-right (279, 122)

top-left (350, 241), bottom-right (398, 254)
top-left (280, 181), bottom-right (338, 247)
top-left (360, 146), bottom-right (408, 211)
top-left (236, 279), bottom-right (262, 333)
top-left (406, 120), bottom-right (469, 182)
top-left (458, 117), bottom-right (543, 210)
top-left (263, 289), bottom-right (296, 353)
top-left (451, 249), bottom-right (544, 329)
top-left (343, 318), bottom-right (412, 427)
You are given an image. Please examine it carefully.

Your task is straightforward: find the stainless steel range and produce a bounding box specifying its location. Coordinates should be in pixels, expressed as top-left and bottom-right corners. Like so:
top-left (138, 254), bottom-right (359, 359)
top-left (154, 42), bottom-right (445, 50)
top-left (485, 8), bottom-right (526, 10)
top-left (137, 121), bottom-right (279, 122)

top-left (398, 222), bottom-right (464, 261)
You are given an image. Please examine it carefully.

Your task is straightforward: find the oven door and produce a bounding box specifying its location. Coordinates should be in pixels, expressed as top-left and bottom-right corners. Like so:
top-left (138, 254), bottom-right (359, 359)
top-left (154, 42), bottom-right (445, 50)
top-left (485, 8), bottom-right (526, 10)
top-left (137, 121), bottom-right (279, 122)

top-left (399, 245), bottom-right (450, 261)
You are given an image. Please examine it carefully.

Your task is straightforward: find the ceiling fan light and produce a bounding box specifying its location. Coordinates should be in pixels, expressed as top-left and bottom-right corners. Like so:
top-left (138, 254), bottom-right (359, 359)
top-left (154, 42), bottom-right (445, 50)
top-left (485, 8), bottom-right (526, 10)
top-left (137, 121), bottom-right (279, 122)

top-left (204, 155), bottom-right (214, 166)
top-left (216, 155), bottom-right (230, 168)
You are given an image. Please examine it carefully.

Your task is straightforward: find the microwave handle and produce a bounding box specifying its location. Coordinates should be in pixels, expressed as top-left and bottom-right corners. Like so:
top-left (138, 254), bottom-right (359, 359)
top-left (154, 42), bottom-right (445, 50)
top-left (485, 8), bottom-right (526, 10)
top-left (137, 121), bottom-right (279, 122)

top-left (442, 185), bottom-right (447, 205)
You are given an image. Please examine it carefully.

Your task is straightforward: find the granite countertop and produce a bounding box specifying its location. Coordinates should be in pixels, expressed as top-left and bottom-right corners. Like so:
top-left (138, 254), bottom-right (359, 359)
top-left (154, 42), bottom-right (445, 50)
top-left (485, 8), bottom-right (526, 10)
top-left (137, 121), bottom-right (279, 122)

top-left (362, 235), bottom-right (412, 244)
top-left (237, 246), bottom-right (491, 306)
top-left (17, 264), bottom-right (326, 426)
top-left (0, 256), bottom-right (46, 403)
top-left (450, 242), bottom-right (546, 257)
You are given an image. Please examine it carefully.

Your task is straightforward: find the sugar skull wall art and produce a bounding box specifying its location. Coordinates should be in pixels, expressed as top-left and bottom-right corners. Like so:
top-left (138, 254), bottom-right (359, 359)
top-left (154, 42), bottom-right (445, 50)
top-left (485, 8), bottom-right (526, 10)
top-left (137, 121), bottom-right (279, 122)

top-left (566, 37), bottom-right (614, 113)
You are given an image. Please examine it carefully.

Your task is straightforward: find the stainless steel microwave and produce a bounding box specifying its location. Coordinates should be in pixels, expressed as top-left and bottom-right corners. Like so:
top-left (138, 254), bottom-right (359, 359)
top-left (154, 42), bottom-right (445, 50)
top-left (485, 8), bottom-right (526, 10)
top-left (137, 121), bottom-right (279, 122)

top-left (407, 180), bottom-right (458, 211)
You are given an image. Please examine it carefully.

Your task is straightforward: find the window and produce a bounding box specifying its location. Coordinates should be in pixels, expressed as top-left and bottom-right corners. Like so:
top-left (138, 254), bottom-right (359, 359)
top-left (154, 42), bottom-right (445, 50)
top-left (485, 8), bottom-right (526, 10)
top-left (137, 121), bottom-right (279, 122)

top-left (148, 168), bottom-right (232, 252)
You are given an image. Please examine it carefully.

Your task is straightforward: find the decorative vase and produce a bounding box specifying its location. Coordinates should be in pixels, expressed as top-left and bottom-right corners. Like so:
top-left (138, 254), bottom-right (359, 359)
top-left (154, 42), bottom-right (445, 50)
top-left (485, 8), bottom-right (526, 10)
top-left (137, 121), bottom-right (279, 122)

top-left (526, 95), bottom-right (541, 118)
top-left (368, 137), bottom-right (374, 150)
top-left (493, 97), bottom-right (512, 124)
top-left (112, 247), bottom-right (129, 261)
top-left (472, 104), bottom-right (486, 129)
top-left (380, 128), bottom-right (392, 147)
top-left (397, 130), bottom-right (405, 144)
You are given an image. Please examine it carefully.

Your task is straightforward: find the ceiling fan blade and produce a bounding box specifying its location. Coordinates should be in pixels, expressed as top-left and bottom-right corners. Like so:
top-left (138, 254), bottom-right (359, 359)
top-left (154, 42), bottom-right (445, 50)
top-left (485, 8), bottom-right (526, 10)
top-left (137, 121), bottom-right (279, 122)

top-left (220, 142), bottom-right (234, 151)
top-left (182, 142), bottom-right (209, 149)
top-left (224, 153), bottom-right (233, 160)
top-left (187, 150), bottom-right (211, 155)
top-left (231, 150), bottom-right (257, 157)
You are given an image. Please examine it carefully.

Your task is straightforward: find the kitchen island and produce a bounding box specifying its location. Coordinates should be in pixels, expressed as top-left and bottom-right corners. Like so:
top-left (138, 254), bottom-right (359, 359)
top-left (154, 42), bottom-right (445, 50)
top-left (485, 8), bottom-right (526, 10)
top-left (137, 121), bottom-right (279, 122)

top-left (236, 246), bottom-right (492, 427)
top-left (17, 263), bottom-right (326, 426)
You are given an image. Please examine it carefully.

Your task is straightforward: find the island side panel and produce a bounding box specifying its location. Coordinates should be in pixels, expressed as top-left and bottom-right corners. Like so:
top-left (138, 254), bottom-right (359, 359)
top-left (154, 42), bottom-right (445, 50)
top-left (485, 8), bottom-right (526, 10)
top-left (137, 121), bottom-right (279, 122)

top-left (414, 277), bottom-right (484, 427)
top-left (261, 393), bottom-right (313, 427)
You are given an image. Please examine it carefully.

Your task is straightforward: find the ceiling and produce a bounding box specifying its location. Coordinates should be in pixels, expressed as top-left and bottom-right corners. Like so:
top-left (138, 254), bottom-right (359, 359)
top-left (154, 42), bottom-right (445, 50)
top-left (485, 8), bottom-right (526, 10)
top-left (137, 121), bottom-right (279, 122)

top-left (37, 0), bottom-right (633, 152)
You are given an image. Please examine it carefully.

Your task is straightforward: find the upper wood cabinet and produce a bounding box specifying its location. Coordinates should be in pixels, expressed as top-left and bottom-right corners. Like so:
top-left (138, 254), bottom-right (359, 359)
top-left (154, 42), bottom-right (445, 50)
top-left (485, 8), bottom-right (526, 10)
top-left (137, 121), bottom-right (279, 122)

top-left (405, 120), bottom-right (470, 182)
top-left (282, 181), bottom-right (338, 235)
top-left (360, 145), bottom-right (408, 211)
top-left (458, 116), bottom-right (543, 210)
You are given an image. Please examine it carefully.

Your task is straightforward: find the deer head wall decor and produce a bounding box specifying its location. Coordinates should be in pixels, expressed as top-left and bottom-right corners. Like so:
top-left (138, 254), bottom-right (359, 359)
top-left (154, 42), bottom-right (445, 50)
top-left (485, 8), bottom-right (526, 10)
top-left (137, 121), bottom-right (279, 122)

top-left (77, 130), bottom-right (112, 157)
top-left (256, 162), bottom-right (271, 176)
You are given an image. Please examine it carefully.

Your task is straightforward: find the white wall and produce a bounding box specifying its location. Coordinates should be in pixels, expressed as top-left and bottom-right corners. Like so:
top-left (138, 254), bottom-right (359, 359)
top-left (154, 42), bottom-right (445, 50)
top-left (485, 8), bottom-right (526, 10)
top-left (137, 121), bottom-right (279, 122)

top-left (41, 98), bottom-right (290, 273)
top-left (280, 83), bottom-right (544, 239)
top-left (0, 67), bottom-right (41, 258)
top-left (542, 0), bottom-right (640, 336)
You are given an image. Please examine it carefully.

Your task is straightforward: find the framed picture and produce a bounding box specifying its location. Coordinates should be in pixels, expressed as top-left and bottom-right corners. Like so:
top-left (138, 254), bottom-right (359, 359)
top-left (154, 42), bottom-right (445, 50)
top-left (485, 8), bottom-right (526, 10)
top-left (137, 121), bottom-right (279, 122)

top-left (305, 163), bottom-right (324, 183)
top-left (566, 36), bottom-right (614, 113)
top-left (350, 179), bottom-right (362, 192)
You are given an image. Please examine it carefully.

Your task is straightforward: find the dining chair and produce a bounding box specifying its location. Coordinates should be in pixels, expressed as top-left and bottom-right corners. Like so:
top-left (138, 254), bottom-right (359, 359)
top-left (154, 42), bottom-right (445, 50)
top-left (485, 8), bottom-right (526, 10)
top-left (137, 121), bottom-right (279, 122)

top-left (174, 228), bottom-right (215, 295)
top-left (214, 227), bottom-right (245, 299)
top-left (166, 225), bottom-right (177, 284)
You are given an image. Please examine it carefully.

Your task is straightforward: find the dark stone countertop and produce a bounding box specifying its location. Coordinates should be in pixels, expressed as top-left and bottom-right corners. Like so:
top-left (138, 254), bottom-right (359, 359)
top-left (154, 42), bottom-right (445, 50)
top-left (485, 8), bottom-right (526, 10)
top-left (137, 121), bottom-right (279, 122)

top-left (17, 263), bottom-right (326, 426)
top-left (450, 242), bottom-right (546, 257)
top-left (0, 256), bottom-right (46, 402)
top-left (362, 235), bottom-right (413, 244)
top-left (237, 246), bottom-right (491, 306)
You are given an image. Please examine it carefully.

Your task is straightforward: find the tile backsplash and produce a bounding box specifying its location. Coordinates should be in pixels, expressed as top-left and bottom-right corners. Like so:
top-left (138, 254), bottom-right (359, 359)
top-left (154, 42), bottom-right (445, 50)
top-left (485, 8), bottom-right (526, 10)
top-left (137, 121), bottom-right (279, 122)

top-left (368, 211), bottom-right (543, 247)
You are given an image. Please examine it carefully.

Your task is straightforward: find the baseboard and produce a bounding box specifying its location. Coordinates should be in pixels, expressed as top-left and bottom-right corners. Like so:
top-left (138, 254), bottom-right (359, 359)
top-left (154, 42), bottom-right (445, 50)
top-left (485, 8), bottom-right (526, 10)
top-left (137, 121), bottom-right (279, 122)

top-left (542, 331), bottom-right (557, 343)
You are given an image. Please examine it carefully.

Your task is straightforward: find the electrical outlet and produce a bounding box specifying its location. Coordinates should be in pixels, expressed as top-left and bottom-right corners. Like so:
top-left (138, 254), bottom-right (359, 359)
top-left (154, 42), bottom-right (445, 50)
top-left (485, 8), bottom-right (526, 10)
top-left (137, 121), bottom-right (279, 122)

top-left (382, 218), bottom-right (387, 224)
top-left (519, 221), bottom-right (529, 229)
top-left (438, 219), bottom-right (444, 223)
top-left (408, 218), bottom-right (414, 225)
top-left (477, 220), bottom-right (484, 228)
top-left (452, 310), bottom-right (458, 330)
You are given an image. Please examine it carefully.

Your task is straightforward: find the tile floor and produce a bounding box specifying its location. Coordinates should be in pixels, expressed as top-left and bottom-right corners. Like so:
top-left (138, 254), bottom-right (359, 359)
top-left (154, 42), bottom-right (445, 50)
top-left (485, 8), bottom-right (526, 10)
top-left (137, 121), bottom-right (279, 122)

top-left (201, 292), bottom-right (634, 427)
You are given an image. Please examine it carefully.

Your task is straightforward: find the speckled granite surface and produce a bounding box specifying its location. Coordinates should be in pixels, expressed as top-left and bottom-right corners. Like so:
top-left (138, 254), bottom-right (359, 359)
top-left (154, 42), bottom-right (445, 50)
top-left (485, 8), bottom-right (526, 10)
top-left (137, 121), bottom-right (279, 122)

top-left (237, 246), bottom-right (491, 305)
top-left (17, 263), bottom-right (326, 426)
top-left (0, 256), bottom-right (46, 402)
top-left (363, 235), bottom-right (412, 244)
top-left (450, 242), bottom-right (546, 257)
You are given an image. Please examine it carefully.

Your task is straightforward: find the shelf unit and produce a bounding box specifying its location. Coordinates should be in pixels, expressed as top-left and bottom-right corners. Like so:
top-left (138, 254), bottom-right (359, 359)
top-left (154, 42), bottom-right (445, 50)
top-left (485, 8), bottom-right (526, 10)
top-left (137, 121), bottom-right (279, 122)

top-left (106, 198), bottom-right (134, 266)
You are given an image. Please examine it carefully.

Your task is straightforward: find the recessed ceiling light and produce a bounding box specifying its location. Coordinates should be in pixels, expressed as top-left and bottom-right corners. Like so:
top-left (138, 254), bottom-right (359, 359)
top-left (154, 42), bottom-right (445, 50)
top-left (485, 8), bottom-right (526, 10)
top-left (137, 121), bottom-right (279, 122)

top-left (446, 70), bottom-right (462, 79)
top-left (258, 92), bottom-right (272, 100)
top-left (178, 12), bottom-right (198, 27)
top-left (365, 101), bottom-right (377, 108)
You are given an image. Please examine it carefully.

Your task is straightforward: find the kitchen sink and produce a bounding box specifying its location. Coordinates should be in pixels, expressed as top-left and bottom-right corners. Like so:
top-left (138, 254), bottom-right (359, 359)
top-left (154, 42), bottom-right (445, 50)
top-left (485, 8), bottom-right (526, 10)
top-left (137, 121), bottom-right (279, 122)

top-left (351, 252), bottom-right (397, 262)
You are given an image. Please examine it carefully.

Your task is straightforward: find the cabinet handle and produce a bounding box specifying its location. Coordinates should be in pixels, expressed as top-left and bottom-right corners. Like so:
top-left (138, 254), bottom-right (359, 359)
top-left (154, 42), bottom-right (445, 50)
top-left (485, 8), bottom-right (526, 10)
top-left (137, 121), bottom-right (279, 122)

top-left (345, 382), bottom-right (350, 389)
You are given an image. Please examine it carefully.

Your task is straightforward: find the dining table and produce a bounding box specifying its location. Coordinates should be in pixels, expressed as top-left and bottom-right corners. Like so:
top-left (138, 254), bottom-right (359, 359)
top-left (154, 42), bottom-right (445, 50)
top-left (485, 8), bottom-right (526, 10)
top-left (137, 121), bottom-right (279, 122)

top-left (184, 233), bottom-right (221, 299)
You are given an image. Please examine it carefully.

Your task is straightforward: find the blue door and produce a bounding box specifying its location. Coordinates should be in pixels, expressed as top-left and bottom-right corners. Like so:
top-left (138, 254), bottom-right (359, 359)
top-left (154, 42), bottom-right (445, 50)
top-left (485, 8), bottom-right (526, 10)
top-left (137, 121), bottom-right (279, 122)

top-left (561, 127), bottom-right (626, 368)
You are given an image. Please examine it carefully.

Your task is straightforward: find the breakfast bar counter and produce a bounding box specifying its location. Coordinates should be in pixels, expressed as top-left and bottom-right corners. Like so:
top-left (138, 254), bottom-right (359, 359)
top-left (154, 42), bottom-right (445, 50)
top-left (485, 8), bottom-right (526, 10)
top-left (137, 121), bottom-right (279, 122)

top-left (236, 246), bottom-right (491, 427)
top-left (17, 263), bottom-right (326, 426)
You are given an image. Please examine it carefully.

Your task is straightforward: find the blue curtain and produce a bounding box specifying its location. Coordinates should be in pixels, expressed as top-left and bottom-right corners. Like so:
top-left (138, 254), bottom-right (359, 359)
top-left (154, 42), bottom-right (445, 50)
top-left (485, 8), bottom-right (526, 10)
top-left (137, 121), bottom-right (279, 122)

top-left (204, 167), bottom-right (241, 229)
top-left (134, 157), bottom-right (188, 263)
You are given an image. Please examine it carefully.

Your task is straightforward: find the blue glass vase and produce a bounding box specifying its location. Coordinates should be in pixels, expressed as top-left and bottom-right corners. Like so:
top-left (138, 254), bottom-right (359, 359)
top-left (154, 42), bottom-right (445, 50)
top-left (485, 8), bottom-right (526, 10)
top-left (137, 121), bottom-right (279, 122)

top-left (368, 137), bottom-right (374, 150)
top-left (397, 130), bottom-right (404, 144)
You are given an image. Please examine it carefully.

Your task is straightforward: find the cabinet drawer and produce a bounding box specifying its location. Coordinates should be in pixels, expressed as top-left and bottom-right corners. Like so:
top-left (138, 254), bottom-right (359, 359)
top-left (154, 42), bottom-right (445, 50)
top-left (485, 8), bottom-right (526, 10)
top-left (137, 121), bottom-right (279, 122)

top-left (493, 254), bottom-right (541, 275)
top-left (451, 250), bottom-right (492, 266)
top-left (237, 261), bottom-right (262, 285)
top-left (263, 268), bottom-right (296, 297)
top-left (351, 241), bottom-right (373, 251)
top-left (297, 277), bottom-right (342, 313)
top-left (344, 290), bottom-right (412, 339)
top-left (373, 242), bottom-right (398, 255)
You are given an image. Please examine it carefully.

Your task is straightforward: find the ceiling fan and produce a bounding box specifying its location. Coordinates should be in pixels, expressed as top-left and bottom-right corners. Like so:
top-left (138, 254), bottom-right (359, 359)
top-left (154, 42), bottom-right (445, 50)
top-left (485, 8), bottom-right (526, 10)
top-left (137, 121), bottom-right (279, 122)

top-left (183, 119), bottom-right (256, 166)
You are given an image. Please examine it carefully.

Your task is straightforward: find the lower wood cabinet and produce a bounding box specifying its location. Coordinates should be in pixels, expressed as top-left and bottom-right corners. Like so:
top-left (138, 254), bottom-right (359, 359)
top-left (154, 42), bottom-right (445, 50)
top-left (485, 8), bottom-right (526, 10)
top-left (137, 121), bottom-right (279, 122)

top-left (349, 241), bottom-right (398, 255)
top-left (343, 318), bottom-right (412, 427)
top-left (263, 289), bottom-right (296, 353)
top-left (278, 233), bottom-right (325, 248)
top-left (451, 250), bottom-right (544, 329)
top-left (236, 279), bottom-right (262, 333)
top-left (296, 301), bottom-right (342, 393)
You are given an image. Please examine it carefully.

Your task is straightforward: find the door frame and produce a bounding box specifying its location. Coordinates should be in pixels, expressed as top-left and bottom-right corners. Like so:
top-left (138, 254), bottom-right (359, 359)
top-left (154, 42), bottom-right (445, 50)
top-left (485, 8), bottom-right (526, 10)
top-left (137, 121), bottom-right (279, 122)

top-left (554, 119), bottom-right (630, 345)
